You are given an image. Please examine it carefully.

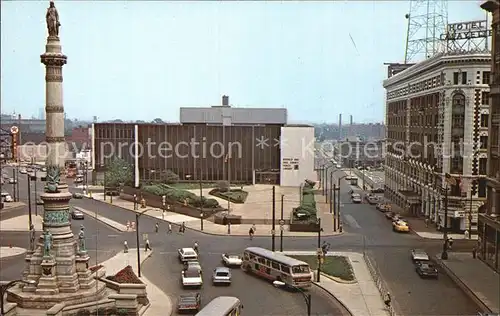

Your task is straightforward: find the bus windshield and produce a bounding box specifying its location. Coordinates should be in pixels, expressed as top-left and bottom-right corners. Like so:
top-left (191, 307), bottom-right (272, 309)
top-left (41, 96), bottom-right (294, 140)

top-left (292, 265), bottom-right (310, 274)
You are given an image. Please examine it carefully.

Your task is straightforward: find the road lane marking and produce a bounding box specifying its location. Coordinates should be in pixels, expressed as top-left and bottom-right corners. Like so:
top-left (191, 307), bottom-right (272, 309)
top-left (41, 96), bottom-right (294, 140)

top-left (107, 235), bottom-right (119, 238)
top-left (344, 214), bottom-right (361, 229)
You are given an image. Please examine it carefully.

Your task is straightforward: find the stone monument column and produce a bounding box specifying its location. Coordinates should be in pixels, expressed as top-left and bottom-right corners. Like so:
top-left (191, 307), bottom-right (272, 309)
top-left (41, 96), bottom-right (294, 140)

top-left (7, 3), bottom-right (105, 309)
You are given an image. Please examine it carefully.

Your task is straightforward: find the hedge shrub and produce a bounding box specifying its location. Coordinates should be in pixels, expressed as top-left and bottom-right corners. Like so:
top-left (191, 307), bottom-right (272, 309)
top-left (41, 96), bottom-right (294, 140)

top-left (142, 184), bottom-right (219, 208)
top-left (293, 180), bottom-right (317, 219)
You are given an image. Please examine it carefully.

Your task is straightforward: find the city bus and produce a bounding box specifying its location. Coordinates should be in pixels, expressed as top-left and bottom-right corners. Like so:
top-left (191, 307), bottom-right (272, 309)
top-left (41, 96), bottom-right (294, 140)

top-left (195, 296), bottom-right (243, 316)
top-left (241, 247), bottom-right (312, 288)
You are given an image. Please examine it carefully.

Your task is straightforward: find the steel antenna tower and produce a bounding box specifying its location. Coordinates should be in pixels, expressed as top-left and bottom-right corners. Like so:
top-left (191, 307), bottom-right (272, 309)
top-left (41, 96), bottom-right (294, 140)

top-left (404, 0), bottom-right (448, 63)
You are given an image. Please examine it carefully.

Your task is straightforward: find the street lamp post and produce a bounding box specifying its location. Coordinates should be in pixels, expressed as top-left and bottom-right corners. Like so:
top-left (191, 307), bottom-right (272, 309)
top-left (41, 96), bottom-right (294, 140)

top-left (135, 209), bottom-right (149, 277)
top-left (1, 279), bottom-right (36, 314)
top-left (133, 194), bottom-right (137, 211)
top-left (0, 153), bottom-right (4, 210)
top-left (27, 172), bottom-right (33, 230)
top-left (272, 186), bottom-right (276, 252)
top-left (273, 281), bottom-right (311, 316)
top-left (441, 184), bottom-right (449, 260)
top-left (280, 194), bottom-right (284, 252)
top-left (11, 168), bottom-right (16, 202)
top-left (199, 178), bottom-right (204, 231)
top-left (337, 175), bottom-right (347, 232)
top-left (316, 217), bottom-right (322, 282)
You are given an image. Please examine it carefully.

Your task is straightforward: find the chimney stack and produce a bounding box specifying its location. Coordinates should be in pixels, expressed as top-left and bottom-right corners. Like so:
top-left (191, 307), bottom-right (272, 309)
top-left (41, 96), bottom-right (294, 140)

top-left (222, 95), bottom-right (229, 106)
top-left (339, 114), bottom-right (342, 140)
top-left (350, 115), bottom-right (353, 125)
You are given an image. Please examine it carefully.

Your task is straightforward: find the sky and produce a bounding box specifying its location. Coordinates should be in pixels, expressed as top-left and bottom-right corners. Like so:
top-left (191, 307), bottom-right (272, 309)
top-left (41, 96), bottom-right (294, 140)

top-left (0, 1), bottom-right (490, 124)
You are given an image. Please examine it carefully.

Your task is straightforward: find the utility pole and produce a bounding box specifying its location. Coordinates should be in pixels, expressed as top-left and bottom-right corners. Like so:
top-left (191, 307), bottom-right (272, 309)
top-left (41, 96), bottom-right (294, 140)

top-left (34, 168), bottom-right (38, 216)
top-left (280, 194), bottom-right (284, 252)
top-left (441, 184), bottom-right (449, 260)
top-left (27, 174), bottom-right (32, 230)
top-left (332, 184), bottom-right (336, 231)
top-left (272, 186), bottom-right (276, 252)
top-left (200, 178), bottom-right (204, 231)
top-left (325, 167), bottom-right (329, 203)
top-left (316, 217), bottom-right (322, 282)
top-left (12, 169), bottom-right (16, 202)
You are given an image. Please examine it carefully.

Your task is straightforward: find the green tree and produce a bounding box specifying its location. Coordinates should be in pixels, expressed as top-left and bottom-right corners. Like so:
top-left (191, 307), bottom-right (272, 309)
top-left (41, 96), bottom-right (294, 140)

top-left (104, 157), bottom-right (133, 188)
top-left (160, 170), bottom-right (179, 184)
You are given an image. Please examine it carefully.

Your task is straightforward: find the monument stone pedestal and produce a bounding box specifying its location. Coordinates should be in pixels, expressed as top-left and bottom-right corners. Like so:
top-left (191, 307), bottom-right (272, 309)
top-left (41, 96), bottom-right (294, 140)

top-left (35, 259), bottom-right (59, 295)
top-left (76, 252), bottom-right (96, 290)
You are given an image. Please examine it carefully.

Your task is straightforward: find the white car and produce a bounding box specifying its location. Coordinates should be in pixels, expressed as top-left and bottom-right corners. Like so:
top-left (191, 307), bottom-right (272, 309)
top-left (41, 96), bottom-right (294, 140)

top-left (19, 168), bottom-right (27, 174)
top-left (411, 249), bottom-right (430, 262)
top-left (181, 267), bottom-right (203, 288)
top-left (221, 253), bottom-right (242, 267)
top-left (8, 178), bottom-right (16, 184)
top-left (178, 248), bottom-right (198, 263)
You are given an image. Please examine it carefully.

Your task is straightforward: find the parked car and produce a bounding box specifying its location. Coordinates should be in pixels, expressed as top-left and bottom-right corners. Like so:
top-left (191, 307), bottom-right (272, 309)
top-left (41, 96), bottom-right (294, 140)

top-left (366, 195), bottom-right (379, 205)
top-left (221, 253), bottom-right (242, 267)
top-left (72, 193), bottom-right (84, 199)
top-left (19, 168), bottom-right (27, 174)
top-left (385, 211), bottom-right (395, 219)
top-left (376, 203), bottom-right (389, 212)
top-left (70, 209), bottom-right (84, 220)
top-left (392, 220), bottom-right (410, 233)
top-left (1, 193), bottom-right (13, 203)
top-left (212, 267), bottom-right (232, 285)
top-left (411, 249), bottom-right (430, 262)
top-left (8, 178), bottom-right (16, 184)
top-left (391, 214), bottom-right (404, 222)
top-left (181, 267), bottom-right (203, 288)
top-left (371, 187), bottom-right (385, 193)
top-left (178, 248), bottom-right (198, 263)
top-left (183, 261), bottom-right (202, 274)
top-left (351, 193), bottom-right (361, 204)
top-left (177, 292), bottom-right (201, 313)
top-left (415, 262), bottom-right (438, 279)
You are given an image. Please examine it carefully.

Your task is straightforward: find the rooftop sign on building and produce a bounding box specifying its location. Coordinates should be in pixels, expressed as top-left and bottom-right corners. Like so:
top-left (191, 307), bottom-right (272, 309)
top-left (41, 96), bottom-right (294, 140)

top-left (440, 20), bottom-right (492, 53)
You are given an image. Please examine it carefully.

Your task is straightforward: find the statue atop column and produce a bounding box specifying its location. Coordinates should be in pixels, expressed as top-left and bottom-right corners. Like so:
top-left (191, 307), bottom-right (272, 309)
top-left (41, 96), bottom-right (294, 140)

top-left (43, 231), bottom-right (53, 258)
top-left (29, 224), bottom-right (36, 251)
top-left (78, 225), bottom-right (86, 253)
top-left (46, 1), bottom-right (61, 37)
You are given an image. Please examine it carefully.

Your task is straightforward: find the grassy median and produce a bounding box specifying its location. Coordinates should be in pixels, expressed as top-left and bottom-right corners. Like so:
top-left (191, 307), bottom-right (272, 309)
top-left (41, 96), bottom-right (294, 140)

top-left (291, 255), bottom-right (355, 281)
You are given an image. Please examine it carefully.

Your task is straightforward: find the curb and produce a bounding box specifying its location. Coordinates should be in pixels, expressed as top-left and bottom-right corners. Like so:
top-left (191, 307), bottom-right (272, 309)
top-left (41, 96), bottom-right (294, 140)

top-left (0, 247), bottom-right (27, 261)
top-left (90, 199), bottom-right (346, 238)
top-left (73, 206), bottom-right (128, 233)
top-left (432, 256), bottom-right (494, 314)
top-left (312, 281), bottom-right (353, 316)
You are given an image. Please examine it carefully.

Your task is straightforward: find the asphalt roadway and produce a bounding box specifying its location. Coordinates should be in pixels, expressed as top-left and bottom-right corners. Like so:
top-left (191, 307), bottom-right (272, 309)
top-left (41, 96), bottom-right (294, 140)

top-left (1, 163), bottom-right (482, 315)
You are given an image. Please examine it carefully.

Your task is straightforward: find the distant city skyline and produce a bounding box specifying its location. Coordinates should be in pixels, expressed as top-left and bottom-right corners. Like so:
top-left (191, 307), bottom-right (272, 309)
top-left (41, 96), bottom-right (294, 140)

top-left (1, 1), bottom-right (489, 123)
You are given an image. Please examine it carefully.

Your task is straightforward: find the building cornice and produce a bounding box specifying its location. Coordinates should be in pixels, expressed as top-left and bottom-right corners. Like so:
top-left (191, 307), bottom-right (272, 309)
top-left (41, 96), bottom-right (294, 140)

top-left (383, 53), bottom-right (491, 88)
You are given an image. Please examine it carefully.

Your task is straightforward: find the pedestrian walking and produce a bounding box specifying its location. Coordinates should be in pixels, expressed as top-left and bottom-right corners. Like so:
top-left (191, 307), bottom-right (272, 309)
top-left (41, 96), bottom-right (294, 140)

top-left (472, 246), bottom-right (477, 259)
top-left (168, 223), bottom-right (172, 234)
top-left (123, 240), bottom-right (128, 253)
top-left (424, 217), bottom-right (429, 228)
top-left (248, 227), bottom-right (254, 240)
top-left (194, 241), bottom-right (199, 253)
top-left (464, 230), bottom-right (469, 240)
top-left (155, 222), bottom-right (159, 233)
top-left (181, 222), bottom-right (186, 233)
top-left (448, 237), bottom-right (454, 250)
top-left (145, 239), bottom-right (151, 252)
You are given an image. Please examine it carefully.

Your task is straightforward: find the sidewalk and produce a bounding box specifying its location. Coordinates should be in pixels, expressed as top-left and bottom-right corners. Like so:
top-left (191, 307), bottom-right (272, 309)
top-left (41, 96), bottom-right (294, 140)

top-left (282, 251), bottom-right (389, 316)
top-left (0, 246), bottom-right (27, 259)
top-left (0, 214), bottom-right (43, 231)
top-left (90, 193), bottom-right (343, 237)
top-left (434, 252), bottom-right (499, 314)
top-left (100, 248), bottom-right (173, 316)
